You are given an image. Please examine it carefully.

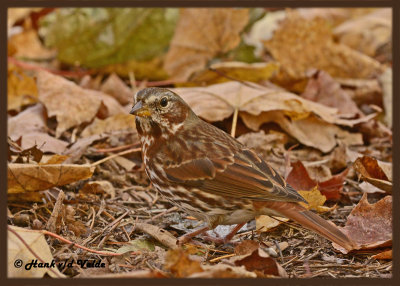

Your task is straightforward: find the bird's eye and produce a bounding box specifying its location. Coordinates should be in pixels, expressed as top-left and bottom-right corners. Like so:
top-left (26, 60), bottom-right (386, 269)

top-left (160, 97), bottom-right (168, 108)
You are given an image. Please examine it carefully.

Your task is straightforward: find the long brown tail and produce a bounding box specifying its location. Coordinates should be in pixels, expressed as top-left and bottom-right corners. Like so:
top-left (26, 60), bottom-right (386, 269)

top-left (261, 202), bottom-right (355, 252)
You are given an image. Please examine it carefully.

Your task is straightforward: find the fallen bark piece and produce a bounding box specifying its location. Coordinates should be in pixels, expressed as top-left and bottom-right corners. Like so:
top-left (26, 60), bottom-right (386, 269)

top-left (134, 223), bottom-right (178, 249)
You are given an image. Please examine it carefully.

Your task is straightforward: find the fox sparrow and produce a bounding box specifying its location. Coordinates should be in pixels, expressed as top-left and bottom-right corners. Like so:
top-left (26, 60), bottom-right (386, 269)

top-left (130, 87), bottom-right (354, 251)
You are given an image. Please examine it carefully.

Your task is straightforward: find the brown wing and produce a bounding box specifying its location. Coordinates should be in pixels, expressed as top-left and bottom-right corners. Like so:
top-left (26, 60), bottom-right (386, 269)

top-left (164, 146), bottom-right (307, 204)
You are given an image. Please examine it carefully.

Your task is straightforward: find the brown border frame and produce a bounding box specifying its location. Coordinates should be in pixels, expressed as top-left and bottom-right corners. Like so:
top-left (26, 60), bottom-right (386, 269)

top-left (1, 1), bottom-right (398, 285)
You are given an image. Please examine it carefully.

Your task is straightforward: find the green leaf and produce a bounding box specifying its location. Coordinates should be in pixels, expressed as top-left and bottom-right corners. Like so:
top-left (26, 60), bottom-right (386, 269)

top-left (39, 8), bottom-right (179, 68)
top-left (116, 239), bottom-right (156, 254)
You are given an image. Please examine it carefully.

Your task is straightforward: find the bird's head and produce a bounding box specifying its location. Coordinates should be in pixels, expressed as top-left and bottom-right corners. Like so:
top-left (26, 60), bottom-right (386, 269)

top-left (130, 87), bottom-right (195, 137)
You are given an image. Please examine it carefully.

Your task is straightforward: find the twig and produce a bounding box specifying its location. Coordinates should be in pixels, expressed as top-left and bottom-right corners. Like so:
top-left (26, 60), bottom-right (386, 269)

top-left (147, 206), bottom-right (178, 222)
top-left (45, 190), bottom-right (65, 233)
top-left (95, 143), bottom-right (139, 153)
top-left (97, 211), bottom-right (130, 248)
top-left (209, 253), bottom-right (236, 263)
top-left (91, 148), bottom-right (141, 167)
top-left (42, 230), bottom-right (122, 256)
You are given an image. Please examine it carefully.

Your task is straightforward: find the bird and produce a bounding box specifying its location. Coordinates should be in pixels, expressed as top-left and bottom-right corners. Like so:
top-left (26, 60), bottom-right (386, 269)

top-left (130, 87), bottom-right (355, 251)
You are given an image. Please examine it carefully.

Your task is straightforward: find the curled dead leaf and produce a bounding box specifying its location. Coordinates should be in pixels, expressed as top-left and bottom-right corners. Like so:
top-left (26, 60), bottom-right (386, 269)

top-left (372, 249), bottom-right (392, 260)
top-left (302, 69), bottom-right (362, 117)
top-left (264, 10), bottom-right (383, 82)
top-left (8, 163), bottom-right (94, 193)
top-left (164, 248), bottom-right (203, 278)
top-left (36, 70), bottom-right (125, 138)
top-left (164, 8), bottom-right (249, 81)
top-left (100, 73), bottom-right (133, 105)
top-left (232, 246), bottom-right (288, 277)
top-left (287, 161), bottom-right (348, 201)
top-left (333, 8), bottom-right (392, 59)
top-left (81, 114), bottom-right (136, 138)
top-left (353, 156), bottom-right (392, 193)
top-left (8, 104), bottom-right (69, 154)
top-left (174, 81), bottom-right (363, 152)
top-left (332, 194), bottom-right (392, 253)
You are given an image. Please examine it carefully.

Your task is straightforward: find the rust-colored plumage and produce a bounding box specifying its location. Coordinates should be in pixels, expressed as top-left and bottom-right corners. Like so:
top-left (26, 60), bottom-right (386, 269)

top-left (130, 87), bottom-right (355, 251)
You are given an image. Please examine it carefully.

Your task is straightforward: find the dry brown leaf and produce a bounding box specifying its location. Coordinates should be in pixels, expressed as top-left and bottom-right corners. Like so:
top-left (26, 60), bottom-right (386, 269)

top-left (189, 61), bottom-right (280, 85)
top-left (81, 114), bottom-right (136, 138)
top-left (241, 111), bottom-right (363, 153)
top-left (333, 8), bottom-right (392, 59)
top-left (353, 156), bottom-right (392, 193)
top-left (8, 163), bottom-right (94, 193)
top-left (42, 154), bottom-right (69, 164)
top-left (287, 161), bottom-right (348, 201)
top-left (336, 77), bottom-right (383, 109)
top-left (8, 104), bottom-right (69, 154)
top-left (255, 215), bottom-right (288, 233)
top-left (359, 182), bottom-right (386, 194)
top-left (264, 11), bottom-right (383, 82)
top-left (302, 70), bottom-right (361, 117)
top-left (7, 8), bottom-right (42, 31)
top-left (8, 225), bottom-right (66, 278)
top-left (164, 8), bottom-right (249, 81)
top-left (36, 70), bottom-right (124, 137)
top-left (189, 264), bottom-right (257, 278)
top-left (173, 81), bottom-right (363, 152)
top-left (8, 138), bottom-right (44, 163)
top-left (100, 73), bottom-right (133, 105)
top-left (164, 248), bottom-right (204, 278)
top-left (296, 8), bottom-right (374, 25)
top-left (80, 180), bottom-right (115, 199)
top-left (234, 240), bottom-right (260, 255)
top-left (165, 247), bottom-right (258, 278)
top-left (96, 92), bottom-right (126, 118)
top-left (231, 247), bottom-right (288, 278)
top-left (333, 194), bottom-right (392, 253)
top-left (63, 134), bottom-right (106, 164)
top-left (7, 66), bottom-right (38, 111)
top-left (8, 28), bottom-right (55, 60)
top-left (372, 249), bottom-right (392, 260)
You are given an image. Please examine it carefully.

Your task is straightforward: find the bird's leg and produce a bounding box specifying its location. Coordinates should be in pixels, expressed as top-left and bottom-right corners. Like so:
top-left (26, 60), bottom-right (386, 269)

top-left (177, 226), bottom-right (210, 245)
top-left (201, 223), bottom-right (246, 245)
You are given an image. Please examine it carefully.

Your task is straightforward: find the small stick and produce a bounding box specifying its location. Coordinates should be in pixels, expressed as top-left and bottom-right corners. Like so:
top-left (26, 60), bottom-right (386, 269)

top-left (91, 148), bottom-right (141, 167)
top-left (95, 143), bottom-right (139, 153)
top-left (209, 253), bottom-right (236, 263)
top-left (8, 226), bottom-right (64, 278)
top-left (45, 190), bottom-right (65, 233)
top-left (42, 229), bottom-right (122, 256)
top-left (147, 206), bottom-right (178, 222)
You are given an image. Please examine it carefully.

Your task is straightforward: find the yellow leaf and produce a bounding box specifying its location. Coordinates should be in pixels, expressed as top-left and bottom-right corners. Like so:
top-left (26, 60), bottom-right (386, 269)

top-left (7, 66), bottom-right (38, 111)
top-left (298, 186), bottom-right (333, 213)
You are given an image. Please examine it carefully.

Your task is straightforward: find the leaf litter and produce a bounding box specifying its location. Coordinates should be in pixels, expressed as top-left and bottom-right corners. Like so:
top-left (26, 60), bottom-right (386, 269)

top-left (7, 7), bottom-right (392, 278)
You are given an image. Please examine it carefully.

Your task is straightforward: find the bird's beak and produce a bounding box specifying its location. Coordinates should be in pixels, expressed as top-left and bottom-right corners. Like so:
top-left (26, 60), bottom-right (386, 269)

top-left (130, 101), bottom-right (151, 117)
